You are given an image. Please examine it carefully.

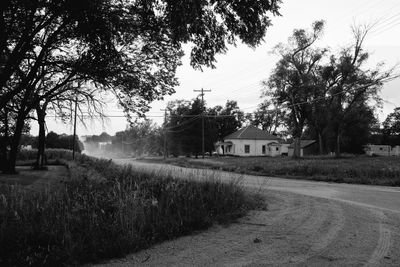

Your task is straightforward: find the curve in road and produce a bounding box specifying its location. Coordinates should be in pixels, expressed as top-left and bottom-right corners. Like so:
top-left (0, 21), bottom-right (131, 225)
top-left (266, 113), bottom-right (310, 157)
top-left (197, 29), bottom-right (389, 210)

top-left (96, 159), bottom-right (400, 266)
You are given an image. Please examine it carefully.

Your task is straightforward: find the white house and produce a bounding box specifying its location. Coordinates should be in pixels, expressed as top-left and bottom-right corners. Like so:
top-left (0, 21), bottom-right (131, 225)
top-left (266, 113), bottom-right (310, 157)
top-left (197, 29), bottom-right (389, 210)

top-left (215, 126), bottom-right (282, 157)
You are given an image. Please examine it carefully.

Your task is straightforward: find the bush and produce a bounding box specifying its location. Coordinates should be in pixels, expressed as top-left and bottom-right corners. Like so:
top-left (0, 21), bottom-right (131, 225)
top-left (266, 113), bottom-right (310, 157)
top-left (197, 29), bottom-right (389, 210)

top-left (0, 155), bottom-right (257, 266)
top-left (17, 148), bottom-right (74, 161)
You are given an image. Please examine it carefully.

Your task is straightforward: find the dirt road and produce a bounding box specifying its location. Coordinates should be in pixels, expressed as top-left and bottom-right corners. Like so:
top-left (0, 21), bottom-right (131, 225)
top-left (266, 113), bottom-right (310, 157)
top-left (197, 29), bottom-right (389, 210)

top-left (99, 159), bottom-right (400, 266)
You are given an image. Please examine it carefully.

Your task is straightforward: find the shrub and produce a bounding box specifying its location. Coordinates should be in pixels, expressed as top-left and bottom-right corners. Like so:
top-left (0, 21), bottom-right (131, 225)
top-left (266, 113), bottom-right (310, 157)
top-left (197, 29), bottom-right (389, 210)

top-left (17, 148), bottom-right (74, 162)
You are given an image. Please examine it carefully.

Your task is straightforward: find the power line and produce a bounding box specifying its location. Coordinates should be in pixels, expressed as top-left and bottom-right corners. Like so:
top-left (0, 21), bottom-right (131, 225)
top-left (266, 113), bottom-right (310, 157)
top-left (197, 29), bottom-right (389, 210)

top-left (165, 114), bottom-right (201, 130)
top-left (241, 80), bottom-right (398, 113)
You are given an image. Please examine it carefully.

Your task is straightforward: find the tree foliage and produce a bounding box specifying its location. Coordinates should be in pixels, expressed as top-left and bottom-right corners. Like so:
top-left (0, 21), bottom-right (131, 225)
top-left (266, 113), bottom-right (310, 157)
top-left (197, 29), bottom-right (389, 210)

top-left (263, 20), bottom-right (326, 157)
top-left (115, 121), bottom-right (163, 156)
top-left (0, 0), bottom-right (281, 172)
top-left (383, 107), bottom-right (400, 136)
top-left (263, 22), bottom-right (398, 157)
top-left (250, 100), bottom-right (287, 133)
top-left (45, 131), bottom-right (83, 152)
top-left (376, 107), bottom-right (400, 146)
top-left (166, 99), bottom-right (244, 157)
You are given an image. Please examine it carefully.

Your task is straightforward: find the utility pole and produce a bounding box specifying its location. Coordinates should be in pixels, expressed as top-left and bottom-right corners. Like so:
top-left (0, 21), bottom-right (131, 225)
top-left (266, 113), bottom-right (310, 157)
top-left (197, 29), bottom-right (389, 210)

top-left (121, 133), bottom-right (124, 155)
top-left (193, 88), bottom-right (211, 159)
top-left (72, 93), bottom-right (78, 160)
top-left (161, 108), bottom-right (168, 159)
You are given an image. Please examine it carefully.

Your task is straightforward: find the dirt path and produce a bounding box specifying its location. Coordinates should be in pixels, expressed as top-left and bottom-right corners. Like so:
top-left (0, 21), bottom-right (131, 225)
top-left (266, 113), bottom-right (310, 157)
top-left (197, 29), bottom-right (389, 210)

top-left (97, 159), bottom-right (400, 266)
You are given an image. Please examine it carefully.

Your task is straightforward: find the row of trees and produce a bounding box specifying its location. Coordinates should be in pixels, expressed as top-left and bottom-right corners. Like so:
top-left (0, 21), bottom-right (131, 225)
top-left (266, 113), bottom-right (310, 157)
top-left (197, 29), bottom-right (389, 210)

top-left (164, 99), bottom-right (400, 157)
top-left (83, 102), bottom-right (400, 158)
top-left (262, 21), bottom-right (398, 157)
top-left (21, 131), bottom-right (83, 152)
top-left (0, 0), bottom-right (281, 173)
top-left (83, 100), bottom-right (244, 158)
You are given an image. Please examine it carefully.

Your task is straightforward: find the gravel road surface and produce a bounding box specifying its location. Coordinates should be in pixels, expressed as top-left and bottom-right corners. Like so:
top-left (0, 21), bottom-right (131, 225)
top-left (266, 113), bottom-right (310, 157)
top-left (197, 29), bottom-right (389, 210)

top-left (97, 159), bottom-right (400, 266)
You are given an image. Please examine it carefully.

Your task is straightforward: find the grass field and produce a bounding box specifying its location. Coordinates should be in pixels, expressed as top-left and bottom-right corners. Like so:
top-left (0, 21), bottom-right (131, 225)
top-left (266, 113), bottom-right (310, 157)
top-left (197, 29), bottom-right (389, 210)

top-left (145, 155), bottom-right (400, 186)
top-left (0, 152), bottom-right (259, 266)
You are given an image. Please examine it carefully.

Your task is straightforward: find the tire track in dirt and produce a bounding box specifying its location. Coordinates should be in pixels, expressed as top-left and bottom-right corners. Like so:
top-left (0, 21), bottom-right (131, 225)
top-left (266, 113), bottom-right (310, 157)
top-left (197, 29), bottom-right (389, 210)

top-left (97, 159), bottom-right (400, 266)
top-left (96, 192), bottom-right (350, 267)
top-left (365, 210), bottom-right (392, 266)
top-left (243, 196), bottom-right (346, 266)
top-left (286, 200), bottom-right (345, 265)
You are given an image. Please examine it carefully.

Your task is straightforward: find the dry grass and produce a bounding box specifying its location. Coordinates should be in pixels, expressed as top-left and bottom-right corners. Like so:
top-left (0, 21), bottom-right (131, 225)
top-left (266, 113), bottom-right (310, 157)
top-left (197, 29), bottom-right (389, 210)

top-left (0, 154), bottom-right (258, 266)
top-left (150, 155), bottom-right (400, 186)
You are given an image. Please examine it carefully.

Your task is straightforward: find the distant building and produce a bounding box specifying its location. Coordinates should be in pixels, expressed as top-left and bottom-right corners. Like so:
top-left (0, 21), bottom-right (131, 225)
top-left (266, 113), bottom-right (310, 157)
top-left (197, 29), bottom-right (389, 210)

top-left (215, 125), bottom-right (284, 157)
top-left (392, 146), bottom-right (400, 156)
top-left (364, 144), bottom-right (400, 156)
top-left (279, 142), bottom-right (290, 156)
top-left (21, 145), bottom-right (32, 150)
top-left (288, 140), bottom-right (317, 157)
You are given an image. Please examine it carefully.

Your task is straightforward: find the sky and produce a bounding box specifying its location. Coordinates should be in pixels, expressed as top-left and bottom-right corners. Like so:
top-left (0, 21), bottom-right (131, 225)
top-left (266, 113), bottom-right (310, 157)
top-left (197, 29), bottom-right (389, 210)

top-left (32, 0), bottom-right (400, 136)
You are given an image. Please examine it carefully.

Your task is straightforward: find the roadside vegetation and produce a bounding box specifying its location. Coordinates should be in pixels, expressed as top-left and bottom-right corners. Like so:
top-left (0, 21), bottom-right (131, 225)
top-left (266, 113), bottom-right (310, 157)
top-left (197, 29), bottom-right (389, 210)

top-left (0, 152), bottom-right (259, 266)
top-left (146, 156), bottom-right (400, 186)
top-left (16, 148), bottom-right (73, 165)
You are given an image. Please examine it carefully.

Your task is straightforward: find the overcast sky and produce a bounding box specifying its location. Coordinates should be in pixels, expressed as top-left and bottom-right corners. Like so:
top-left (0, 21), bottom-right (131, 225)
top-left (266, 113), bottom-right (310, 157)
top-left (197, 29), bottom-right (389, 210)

top-left (33, 0), bottom-right (400, 136)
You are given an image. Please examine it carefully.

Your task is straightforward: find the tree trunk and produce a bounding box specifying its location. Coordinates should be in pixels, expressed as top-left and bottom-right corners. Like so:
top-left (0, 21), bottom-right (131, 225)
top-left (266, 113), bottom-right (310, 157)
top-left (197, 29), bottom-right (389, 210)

top-left (34, 106), bottom-right (47, 169)
top-left (335, 132), bottom-right (341, 158)
top-left (293, 137), bottom-right (301, 158)
top-left (0, 109), bottom-right (9, 172)
top-left (292, 122), bottom-right (304, 158)
top-left (3, 111), bottom-right (25, 174)
top-left (318, 132), bottom-right (324, 155)
top-left (0, 138), bottom-right (6, 172)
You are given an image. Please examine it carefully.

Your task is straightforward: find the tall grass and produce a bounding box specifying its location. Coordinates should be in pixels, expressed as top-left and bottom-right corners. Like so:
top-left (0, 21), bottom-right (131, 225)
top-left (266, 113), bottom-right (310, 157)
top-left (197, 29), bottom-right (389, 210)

top-left (158, 156), bottom-right (400, 186)
top-left (0, 155), bottom-right (257, 266)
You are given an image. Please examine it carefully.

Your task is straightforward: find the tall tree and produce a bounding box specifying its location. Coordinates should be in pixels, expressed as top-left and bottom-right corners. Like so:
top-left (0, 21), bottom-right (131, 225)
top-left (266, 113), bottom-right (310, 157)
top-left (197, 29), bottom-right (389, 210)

top-left (166, 99), bottom-right (203, 157)
top-left (1, 0), bottom-right (281, 173)
top-left (263, 20), bottom-right (326, 158)
top-left (321, 25), bottom-right (397, 157)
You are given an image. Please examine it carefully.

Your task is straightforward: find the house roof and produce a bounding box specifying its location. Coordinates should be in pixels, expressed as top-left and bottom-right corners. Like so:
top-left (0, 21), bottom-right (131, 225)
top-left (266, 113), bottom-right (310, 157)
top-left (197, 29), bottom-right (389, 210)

top-left (224, 126), bottom-right (278, 140)
top-left (288, 140), bottom-right (316, 148)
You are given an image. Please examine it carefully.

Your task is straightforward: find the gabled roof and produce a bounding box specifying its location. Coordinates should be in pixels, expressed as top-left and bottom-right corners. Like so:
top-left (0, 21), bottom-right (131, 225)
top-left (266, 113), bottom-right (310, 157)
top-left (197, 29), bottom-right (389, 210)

top-left (224, 126), bottom-right (278, 140)
top-left (288, 140), bottom-right (316, 148)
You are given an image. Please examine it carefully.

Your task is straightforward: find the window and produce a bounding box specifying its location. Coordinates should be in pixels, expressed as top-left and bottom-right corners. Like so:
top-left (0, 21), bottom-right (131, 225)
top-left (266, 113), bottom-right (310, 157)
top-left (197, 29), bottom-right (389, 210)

top-left (262, 145), bottom-right (266, 154)
top-left (245, 145), bottom-right (250, 153)
top-left (276, 147), bottom-right (279, 151)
